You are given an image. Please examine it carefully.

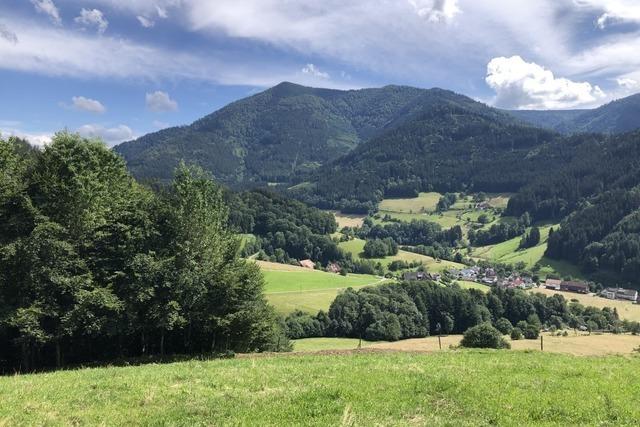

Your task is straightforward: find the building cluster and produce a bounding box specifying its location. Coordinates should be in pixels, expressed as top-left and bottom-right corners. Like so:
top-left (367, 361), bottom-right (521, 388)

top-left (447, 266), bottom-right (536, 290)
top-left (600, 287), bottom-right (638, 303)
top-left (544, 279), bottom-right (590, 294)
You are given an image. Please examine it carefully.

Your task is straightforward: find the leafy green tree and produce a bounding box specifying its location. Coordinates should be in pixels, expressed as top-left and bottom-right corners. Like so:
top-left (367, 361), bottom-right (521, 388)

top-left (494, 318), bottom-right (513, 335)
top-left (460, 323), bottom-right (510, 349)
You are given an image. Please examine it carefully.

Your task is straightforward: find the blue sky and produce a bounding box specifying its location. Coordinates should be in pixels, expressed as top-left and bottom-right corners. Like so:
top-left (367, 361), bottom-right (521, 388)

top-left (1, 0), bottom-right (640, 146)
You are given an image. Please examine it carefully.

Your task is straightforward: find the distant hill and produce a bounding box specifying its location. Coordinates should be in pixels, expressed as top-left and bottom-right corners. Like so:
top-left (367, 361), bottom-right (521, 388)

top-left (115, 82), bottom-right (449, 185)
top-left (507, 93), bottom-right (640, 134)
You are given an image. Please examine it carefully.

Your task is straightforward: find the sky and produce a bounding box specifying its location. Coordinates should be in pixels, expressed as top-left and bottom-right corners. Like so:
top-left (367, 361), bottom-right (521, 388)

top-left (2, 0), bottom-right (640, 146)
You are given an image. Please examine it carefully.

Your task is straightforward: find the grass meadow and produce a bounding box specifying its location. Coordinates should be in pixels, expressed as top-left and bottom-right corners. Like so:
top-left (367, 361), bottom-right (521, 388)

top-left (256, 260), bottom-right (383, 314)
top-left (1, 351), bottom-right (639, 425)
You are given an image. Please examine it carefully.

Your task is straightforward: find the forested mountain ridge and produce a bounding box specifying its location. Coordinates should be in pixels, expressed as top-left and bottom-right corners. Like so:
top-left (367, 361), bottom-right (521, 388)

top-left (507, 93), bottom-right (640, 134)
top-left (115, 82), bottom-right (534, 186)
top-left (293, 101), bottom-right (561, 212)
top-left (115, 82), bottom-right (479, 185)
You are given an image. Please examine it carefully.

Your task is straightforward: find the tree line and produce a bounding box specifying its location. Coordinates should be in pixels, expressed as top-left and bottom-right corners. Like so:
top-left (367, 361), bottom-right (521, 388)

top-left (285, 280), bottom-right (632, 341)
top-left (0, 134), bottom-right (289, 373)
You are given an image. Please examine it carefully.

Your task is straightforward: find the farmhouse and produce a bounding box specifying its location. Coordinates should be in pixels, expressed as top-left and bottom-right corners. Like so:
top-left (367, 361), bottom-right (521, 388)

top-left (601, 287), bottom-right (638, 302)
top-left (299, 259), bottom-right (315, 269)
top-left (327, 263), bottom-right (342, 274)
top-left (403, 271), bottom-right (440, 281)
top-left (545, 279), bottom-right (562, 290)
top-left (560, 281), bottom-right (589, 294)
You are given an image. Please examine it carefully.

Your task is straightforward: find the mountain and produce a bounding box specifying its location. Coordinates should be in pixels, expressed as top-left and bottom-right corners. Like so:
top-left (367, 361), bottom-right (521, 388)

top-left (507, 93), bottom-right (640, 134)
top-left (293, 97), bottom-right (560, 212)
top-left (115, 82), bottom-right (447, 185)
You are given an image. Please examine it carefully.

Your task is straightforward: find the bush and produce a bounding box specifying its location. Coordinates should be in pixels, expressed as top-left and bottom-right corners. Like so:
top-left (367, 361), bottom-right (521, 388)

top-left (524, 325), bottom-right (540, 340)
top-left (460, 323), bottom-right (511, 349)
top-left (494, 318), bottom-right (513, 335)
top-left (510, 328), bottom-right (523, 340)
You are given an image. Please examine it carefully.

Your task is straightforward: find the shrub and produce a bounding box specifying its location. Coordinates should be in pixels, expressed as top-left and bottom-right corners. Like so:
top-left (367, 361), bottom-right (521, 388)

top-left (510, 328), bottom-right (523, 340)
top-left (494, 318), bottom-right (513, 335)
top-left (460, 323), bottom-right (510, 349)
top-left (524, 325), bottom-right (540, 340)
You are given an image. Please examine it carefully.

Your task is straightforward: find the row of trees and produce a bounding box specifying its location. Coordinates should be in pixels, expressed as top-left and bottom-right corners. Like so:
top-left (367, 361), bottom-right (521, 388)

top-left (285, 281), bottom-right (630, 342)
top-left (0, 134), bottom-right (288, 372)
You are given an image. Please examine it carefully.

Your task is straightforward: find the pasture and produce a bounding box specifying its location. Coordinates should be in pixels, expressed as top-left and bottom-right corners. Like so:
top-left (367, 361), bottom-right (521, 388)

top-left (294, 333), bottom-right (640, 357)
top-left (1, 350), bottom-right (639, 425)
top-left (338, 238), bottom-right (465, 273)
top-left (256, 260), bottom-right (383, 314)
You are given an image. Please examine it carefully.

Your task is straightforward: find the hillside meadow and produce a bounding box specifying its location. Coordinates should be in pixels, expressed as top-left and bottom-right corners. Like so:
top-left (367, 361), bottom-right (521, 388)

top-left (1, 351), bottom-right (639, 425)
top-left (294, 333), bottom-right (640, 357)
top-left (256, 260), bottom-right (384, 314)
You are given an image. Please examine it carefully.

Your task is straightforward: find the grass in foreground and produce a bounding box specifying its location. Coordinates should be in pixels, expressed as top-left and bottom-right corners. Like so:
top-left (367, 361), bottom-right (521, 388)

top-left (1, 351), bottom-right (639, 425)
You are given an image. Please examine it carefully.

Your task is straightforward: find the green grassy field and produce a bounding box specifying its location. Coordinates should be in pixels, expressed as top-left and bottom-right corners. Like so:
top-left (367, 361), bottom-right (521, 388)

top-left (293, 337), bottom-right (375, 351)
top-left (470, 224), bottom-right (584, 279)
top-left (259, 263), bottom-right (383, 314)
top-left (379, 192), bottom-right (442, 213)
top-left (2, 351), bottom-right (639, 425)
top-left (455, 280), bottom-right (491, 292)
top-left (338, 238), bottom-right (464, 273)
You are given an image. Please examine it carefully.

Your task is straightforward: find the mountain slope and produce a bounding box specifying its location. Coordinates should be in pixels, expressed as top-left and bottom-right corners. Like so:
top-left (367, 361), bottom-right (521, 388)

top-left (507, 93), bottom-right (640, 134)
top-left (115, 82), bottom-right (439, 185)
top-left (293, 98), bottom-right (560, 212)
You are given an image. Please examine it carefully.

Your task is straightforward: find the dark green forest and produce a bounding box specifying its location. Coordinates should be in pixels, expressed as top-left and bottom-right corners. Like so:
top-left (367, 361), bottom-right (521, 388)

top-left (0, 134), bottom-right (288, 372)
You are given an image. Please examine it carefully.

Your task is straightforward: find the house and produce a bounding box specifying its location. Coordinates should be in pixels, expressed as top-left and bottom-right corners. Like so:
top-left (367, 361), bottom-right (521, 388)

top-left (545, 279), bottom-right (562, 290)
top-left (560, 281), bottom-right (589, 294)
top-left (403, 271), bottom-right (441, 282)
top-left (617, 288), bottom-right (638, 302)
top-left (299, 259), bottom-right (315, 269)
top-left (475, 202), bottom-right (491, 210)
top-left (602, 287), bottom-right (638, 302)
top-left (327, 263), bottom-right (342, 274)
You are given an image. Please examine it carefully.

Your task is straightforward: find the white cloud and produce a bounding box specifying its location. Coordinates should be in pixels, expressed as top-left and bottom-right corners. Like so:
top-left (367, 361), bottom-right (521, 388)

top-left (616, 77), bottom-right (639, 89)
top-left (0, 23), bottom-right (18, 44)
top-left (77, 124), bottom-right (134, 145)
top-left (156, 5), bottom-right (169, 19)
top-left (70, 96), bottom-right (106, 113)
top-left (301, 63), bottom-right (329, 79)
top-left (573, 0), bottom-right (640, 28)
top-left (137, 16), bottom-right (155, 28)
top-left (31, 0), bottom-right (61, 26)
top-left (408, 0), bottom-right (461, 23)
top-left (0, 127), bottom-right (53, 147)
top-left (146, 91), bottom-right (178, 112)
top-left (75, 9), bottom-right (109, 34)
top-left (486, 56), bottom-right (605, 109)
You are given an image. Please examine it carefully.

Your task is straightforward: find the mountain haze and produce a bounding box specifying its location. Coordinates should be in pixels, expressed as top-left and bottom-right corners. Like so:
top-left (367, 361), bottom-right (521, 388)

top-left (507, 93), bottom-right (640, 134)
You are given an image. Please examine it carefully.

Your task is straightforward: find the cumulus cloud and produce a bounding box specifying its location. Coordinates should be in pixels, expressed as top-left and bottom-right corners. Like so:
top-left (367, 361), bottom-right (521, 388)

top-left (69, 96), bottom-right (106, 113)
top-left (486, 56), bottom-right (605, 109)
top-left (573, 0), bottom-right (640, 28)
top-left (616, 77), bottom-right (639, 89)
top-left (301, 63), bottom-right (329, 79)
top-left (77, 124), bottom-right (134, 145)
top-left (31, 0), bottom-right (61, 26)
top-left (137, 16), bottom-right (155, 28)
top-left (146, 91), bottom-right (178, 112)
top-left (75, 9), bottom-right (109, 34)
top-left (0, 23), bottom-right (18, 44)
top-left (408, 0), bottom-right (461, 23)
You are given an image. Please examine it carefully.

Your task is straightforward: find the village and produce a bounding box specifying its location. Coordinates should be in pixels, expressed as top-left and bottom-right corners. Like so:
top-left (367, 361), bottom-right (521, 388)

top-left (403, 265), bottom-right (639, 303)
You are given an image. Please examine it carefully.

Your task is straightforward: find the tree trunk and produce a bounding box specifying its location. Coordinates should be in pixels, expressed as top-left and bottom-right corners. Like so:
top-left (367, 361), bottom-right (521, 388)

top-left (141, 330), bottom-right (147, 355)
top-left (210, 332), bottom-right (217, 353)
top-left (21, 342), bottom-right (29, 372)
top-left (55, 340), bottom-right (62, 368)
top-left (160, 330), bottom-right (165, 357)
